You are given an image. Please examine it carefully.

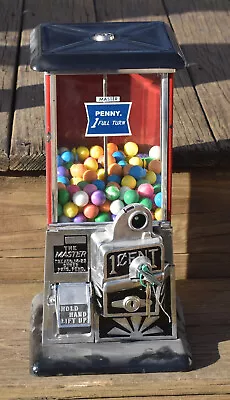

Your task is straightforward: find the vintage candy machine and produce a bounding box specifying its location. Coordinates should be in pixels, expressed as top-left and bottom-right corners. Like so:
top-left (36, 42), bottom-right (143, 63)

top-left (30, 21), bottom-right (192, 375)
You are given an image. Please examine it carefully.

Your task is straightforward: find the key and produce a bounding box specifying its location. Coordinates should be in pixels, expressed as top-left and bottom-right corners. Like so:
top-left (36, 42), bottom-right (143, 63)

top-left (146, 282), bottom-right (151, 318)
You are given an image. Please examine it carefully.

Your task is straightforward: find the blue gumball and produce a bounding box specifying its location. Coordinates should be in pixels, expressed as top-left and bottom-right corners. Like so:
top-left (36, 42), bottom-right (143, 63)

top-left (129, 165), bottom-right (146, 180)
top-left (57, 154), bottom-right (64, 167)
top-left (61, 151), bottom-right (74, 163)
top-left (58, 176), bottom-right (70, 186)
top-left (92, 179), bottom-right (106, 191)
top-left (112, 151), bottom-right (126, 162)
top-left (107, 174), bottom-right (121, 184)
top-left (155, 174), bottom-right (161, 185)
top-left (154, 192), bottom-right (162, 208)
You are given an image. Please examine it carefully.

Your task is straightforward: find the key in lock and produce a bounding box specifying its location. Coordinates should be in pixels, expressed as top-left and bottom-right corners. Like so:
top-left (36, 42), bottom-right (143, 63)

top-left (111, 295), bottom-right (151, 312)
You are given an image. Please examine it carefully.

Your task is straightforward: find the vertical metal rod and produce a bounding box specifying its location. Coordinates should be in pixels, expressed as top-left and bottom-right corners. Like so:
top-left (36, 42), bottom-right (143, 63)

top-left (160, 74), bottom-right (169, 221)
top-left (103, 74), bottom-right (108, 181)
top-left (50, 74), bottom-right (58, 223)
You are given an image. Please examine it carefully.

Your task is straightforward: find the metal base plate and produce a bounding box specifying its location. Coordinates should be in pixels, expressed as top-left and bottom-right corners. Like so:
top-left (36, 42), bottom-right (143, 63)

top-left (30, 293), bottom-right (192, 376)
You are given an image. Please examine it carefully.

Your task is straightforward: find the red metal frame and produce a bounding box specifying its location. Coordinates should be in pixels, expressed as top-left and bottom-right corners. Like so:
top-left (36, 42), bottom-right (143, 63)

top-left (167, 73), bottom-right (174, 222)
top-left (45, 74), bottom-right (52, 225)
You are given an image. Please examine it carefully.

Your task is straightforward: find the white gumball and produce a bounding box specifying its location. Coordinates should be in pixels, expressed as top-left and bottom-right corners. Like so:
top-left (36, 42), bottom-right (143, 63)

top-left (72, 191), bottom-right (89, 207)
top-left (149, 145), bottom-right (161, 160)
top-left (110, 199), bottom-right (124, 215)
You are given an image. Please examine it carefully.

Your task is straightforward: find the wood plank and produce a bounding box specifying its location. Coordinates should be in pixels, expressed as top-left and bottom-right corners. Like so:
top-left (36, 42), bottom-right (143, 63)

top-left (1, 172), bottom-right (230, 281)
top-left (0, 281), bottom-right (230, 399)
top-left (164, 0), bottom-right (230, 162)
top-left (10, 0), bottom-right (96, 171)
top-left (0, 0), bottom-right (23, 171)
top-left (94, 0), bottom-right (218, 168)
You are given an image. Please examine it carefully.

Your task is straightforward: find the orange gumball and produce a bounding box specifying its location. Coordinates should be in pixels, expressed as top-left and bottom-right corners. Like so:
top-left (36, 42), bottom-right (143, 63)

top-left (99, 199), bottom-right (111, 213)
top-left (83, 204), bottom-right (99, 219)
top-left (148, 159), bottom-right (161, 174)
top-left (107, 142), bottom-right (118, 154)
top-left (83, 169), bottom-right (98, 182)
top-left (70, 163), bottom-right (87, 178)
top-left (58, 182), bottom-right (66, 189)
top-left (108, 163), bottom-right (123, 176)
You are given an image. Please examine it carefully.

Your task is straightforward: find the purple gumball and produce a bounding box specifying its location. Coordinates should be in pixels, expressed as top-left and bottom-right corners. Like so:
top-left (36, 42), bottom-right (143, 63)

top-left (57, 166), bottom-right (69, 177)
top-left (91, 190), bottom-right (106, 206)
top-left (73, 213), bottom-right (87, 223)
top-left (84, 183), bottom-right (98, 196)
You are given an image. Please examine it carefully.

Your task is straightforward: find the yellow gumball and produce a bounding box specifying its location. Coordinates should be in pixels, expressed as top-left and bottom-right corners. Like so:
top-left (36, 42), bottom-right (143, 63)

top-left (121, 175), bottom-right (136, 189)
top-left (129, 156), bottom-right (143, 167)
top-left (154, 207), bottom-right (163, 221)
top-left (146, 170), bottom-right (157, 184)
top-left (76, 146), bottom-right (89, 161)
top-left (124, 142), bottom-right (138, 157)
top-left (90, 145), bottom-right (104, 159)
top-left (63, 202), bottom-right (79, 218)
top-left (97, 168), bottom-right (105, 180)
top-left (84, 157), bottom-right (98, 171)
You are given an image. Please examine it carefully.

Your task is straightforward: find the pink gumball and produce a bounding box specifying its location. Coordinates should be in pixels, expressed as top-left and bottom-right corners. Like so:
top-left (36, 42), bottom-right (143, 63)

top-left (67, 185), bottom-right (80, 198)
top-left (137, 183), bottom-right (154, 199)
top-left (84, 183), bottom-right (98, 196)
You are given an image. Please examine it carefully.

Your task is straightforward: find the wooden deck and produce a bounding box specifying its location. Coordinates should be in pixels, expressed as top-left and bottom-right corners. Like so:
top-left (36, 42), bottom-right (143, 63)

top-left (0, 1), bottom-right (230, 399)
top-left (0, 0), bottom-right (229, 170)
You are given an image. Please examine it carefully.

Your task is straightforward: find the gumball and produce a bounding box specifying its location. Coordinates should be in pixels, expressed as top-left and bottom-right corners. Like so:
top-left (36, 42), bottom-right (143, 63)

top-left (61, 151), bottom-right (74, 163)
top-left (70, 177), bottom-right (82, 186)
top-left (154, 192), bottom-right (162, 208)
top-left (83, 183), bottom-right (97, 196)
top-left (57, 155), bottom-right (64, 167)
top-left (111, 213), bottom-right (117, 221)
top-left (107, 142), bottom-right (118, 154)
top-left (58, 203), bottom-right (63, 217)
top-left (57, 166), bottom-right (69, 177)
top-left (148, 159), bottom-right (161, 174)
top-left (137, 183), bottom-right (154, 199)
top-left (155, 207), bottom-right (163, 221)
top-left (83, 204), bottom-right (99, 219)
top-left (121, 175), bottom-right (136, 189)
top-left (149, 145), bottom-right (161, 160)
top-left (145, 170), bottom-right (157, 184)
top-left (123, 164), bottom-right (132, 175)
top-left (90, 145), bottom-right (104, 159)
top-left (153, 183), bottom-right (161, 194)
top-left (58, 182), bottom-right (66, 190)
top-left (108, 163), bottom-right (123, 176)
top-left (71, 148), bottom-right (79, 162)
top-left (70, 163), bottom-right (87, 178)
top-left (119, 186), bottom-right (130, 201)
top-left (91, 190), bottom-right (106, 206)
top-left (123, 189), bottom-right (139, 205)
top-left (76, 146), bottom-right (89, 161)
top-left (63, 202), bottom-right (79, 218)
top-left (92, 179), bottom-right (105, 191)
top-left (84, 157), bottom-right (98, 171)
top-left (72, 191), bottom-right (89, 207)
top-left (65, 161), bottom-right (74, 169)
top-left (95, 212), bottom-right (111, 223)
top-left (67, 185), bottom-right (80, 197)
top-left (83, 169), bottom-right (97, 182)
top-left (78, 181), bottom-right (89, 189)
top-left (97, 168), bottom-right (105, 180)
top-left (110, 199), bottom-right (124, 215)
top-left (107, 174), bottom-right (121, 184)
top-left (124, 141), bottom-right (138, 157)
top-left (118, 160), bottom-right (127, 167)
top-left (129, 166), bottom-right (146, 180)
top-left (106, 181), bottom-right (120, 189)
top-left (140, 197), bottom-right (153, 210)
top-left (112, 151), bottom-right (125, 162)
top-left (99, 199), bottom-right (111, 213)
top-left (105, 186), bottom-right (120, 201)
top-left (59, 215), bottom-right (71, 223)
top-left (73, 213), bottom-right (87, 223)
top-left (58, 176), bottom-right (70, 186)
top-left (129, 156), bottom-right (143, 167)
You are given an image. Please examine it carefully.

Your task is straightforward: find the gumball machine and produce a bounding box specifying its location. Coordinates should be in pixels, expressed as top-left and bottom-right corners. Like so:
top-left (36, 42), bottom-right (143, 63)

top-left (30, 21), bottom-right (192, 375)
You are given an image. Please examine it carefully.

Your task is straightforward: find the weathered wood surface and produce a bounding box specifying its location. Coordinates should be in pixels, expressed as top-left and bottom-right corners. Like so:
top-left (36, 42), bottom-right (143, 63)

top-left (0, 280), bottom-right (230, 399)
top-left (0, 0), bottom-right (23, 170)
top-left (8, 0), bottom-right (223, 170)
top-left (9, 0), bottom-right (96, 171)
top-left (164, 0), bottom-right (230, 162)
top-left (1, 172), bottom-right (230, 282)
